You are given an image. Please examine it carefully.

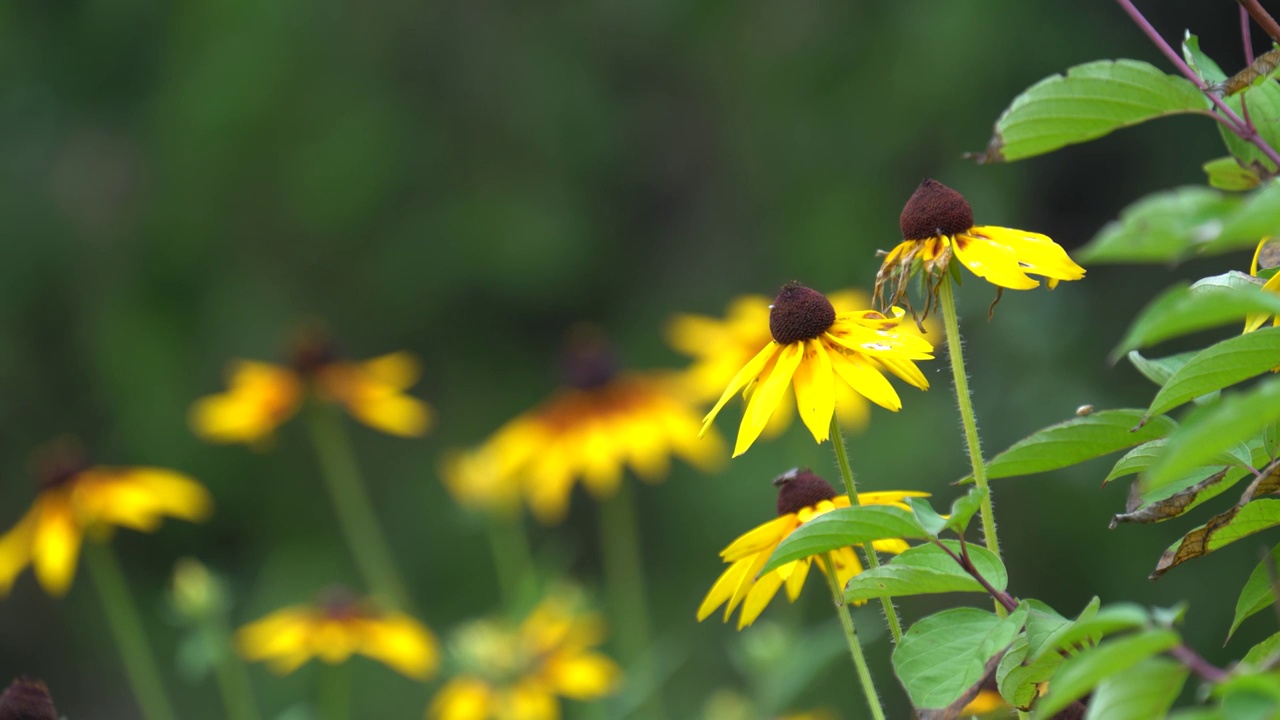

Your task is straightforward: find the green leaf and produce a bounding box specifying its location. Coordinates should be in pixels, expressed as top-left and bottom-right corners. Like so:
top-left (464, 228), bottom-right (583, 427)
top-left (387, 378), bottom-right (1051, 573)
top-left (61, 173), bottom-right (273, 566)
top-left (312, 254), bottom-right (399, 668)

top-left (1031, 601), bottom-right (1149, 661)
top-left (1229, 543), bottom-right (1280, 641)
top-left (1112, 274), bottom-right (1280, 360)
top-left (1128, 350), bottom-right (1201, 387)
top-left (760, 506), bottom-right (928, 574)
top-left (998, 634), bottom-right (1064, 711)
top-left (1032, 630), bottom-right (1181, 719)
top-left (979, 410), bottom-right (1178, 481)
top-left (1186, 34), bottom-right (1280, 173)
top-left (1209, 181), bottom-right (1280, 255)
top-left (1078, 187), bottom-right (1239, 264)
top-left (946, 487), bottom-right (988, 533)
top-left (1084, 657), bottom-right (1188, 720)
top-left (1242, 630), bottom-right (1280, 667)
top-left (893, 605), bottom-right (1028, 710)
top-left (1111, 466), bottom-right (1250, 526)
top-left (1105, 439), bottom-right (1250, 485)
top-left (1145, 376), bottom-right (1280, 488)
top-left (1147, 327), bottom-right (1280, 418)
top-left (970, 60), bottom-right (1210, 163)
top-left (907, 497), bottom-right (947, 537)
top-left (843, 540), bottom-right (1006, 602)
top-left (1205, 156), bottom-right (1262, 191)
top-left (1023, 598), bottom-right (1077, 659)
top-left (1152, 499), bottom-right (1280, 578)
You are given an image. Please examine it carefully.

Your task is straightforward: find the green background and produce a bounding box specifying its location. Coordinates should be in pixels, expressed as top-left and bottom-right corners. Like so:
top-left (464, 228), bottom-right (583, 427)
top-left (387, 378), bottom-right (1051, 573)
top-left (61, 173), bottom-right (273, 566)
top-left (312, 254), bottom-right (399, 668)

top-left (0, 1), bottom-right (1272, 717)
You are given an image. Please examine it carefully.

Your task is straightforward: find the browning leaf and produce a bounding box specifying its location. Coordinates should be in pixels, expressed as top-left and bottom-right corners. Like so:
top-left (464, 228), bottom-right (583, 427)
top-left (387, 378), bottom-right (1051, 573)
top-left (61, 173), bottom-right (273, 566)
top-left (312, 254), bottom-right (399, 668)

top-left (1150, 463), bottom-right (1280, 578)
top-left (1111, 469), bottom-right (1230, 527)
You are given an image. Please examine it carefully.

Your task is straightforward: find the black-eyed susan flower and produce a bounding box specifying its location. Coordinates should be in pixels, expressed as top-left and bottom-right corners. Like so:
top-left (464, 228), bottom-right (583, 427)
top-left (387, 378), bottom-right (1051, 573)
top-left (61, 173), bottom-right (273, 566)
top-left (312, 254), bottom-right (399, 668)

top-left (0, 677), bottom-right (58, 720)
top-left (669, 289), bottom-right (938, 441)
top-left (697, 469), bottom-right (926, 630)
top-left (190, 329), bottom-right (431, 444)
top-left (427, 594), bottom-right (621, 720)
top-left (442, 330), bottom-right (724, 524)
top-left (875, 178), bottom-right (1085, 312)
top-left (1246, 237), bottom-right (1280, 333)
top-left (0, 443), bottom-right (212, 597)
top-left (697, 283), bottom-right (933, 457)
top-left (236, 588), bottom-right (439, 680)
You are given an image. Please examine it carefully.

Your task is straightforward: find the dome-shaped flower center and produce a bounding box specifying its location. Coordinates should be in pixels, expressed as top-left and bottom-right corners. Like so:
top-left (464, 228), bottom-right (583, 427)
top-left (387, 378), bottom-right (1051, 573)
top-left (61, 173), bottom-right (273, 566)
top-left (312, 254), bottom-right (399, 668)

top-left (32, 439), bottom-right (89, 491)
top-left (290, 330), bottom-right (339, 377)
top-left (773, 468), bottom-right (839, 516)
top-left (769, 284), bottom-right (836, 345)
top-left (900, 178), bottom-right (974, 241)
top-left (560, 331), bottom-right (619, 390)
top-left (0, 677), bottom-right (58, 720)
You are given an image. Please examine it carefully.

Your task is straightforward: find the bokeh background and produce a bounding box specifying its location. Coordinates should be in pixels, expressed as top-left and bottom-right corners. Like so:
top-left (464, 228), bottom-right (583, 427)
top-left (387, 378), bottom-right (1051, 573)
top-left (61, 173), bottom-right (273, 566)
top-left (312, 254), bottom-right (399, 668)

top-left (1, 1), bottom-right (1275, 717)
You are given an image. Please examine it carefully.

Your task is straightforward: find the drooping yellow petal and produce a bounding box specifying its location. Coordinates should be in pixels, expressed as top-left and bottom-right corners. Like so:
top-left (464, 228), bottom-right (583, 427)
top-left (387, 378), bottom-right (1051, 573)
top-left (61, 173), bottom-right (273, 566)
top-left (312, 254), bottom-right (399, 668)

top-left (824, 317), bottom-right (934, 360)
top-left (358, 613), bottom-right (440, 680)
top-left (968, 226), bottom-right (1086, 283)
top-left (345, 392), bottom-right (433, 437)
top-left (872, 538), bottom-right (911, 554)
top-left (697, 557), bottom-right (754, 622)
top-left (724, 544), bottom-right (775, 618)
top-left (359, 352), bottom-right (423, 391)
top-left (827, 347), bottom-right (902, 411)
top-left (783, 557), bottom-right (811, 602)
top-left (236, 607), bottom-right (316, 668)
top-left (429, 678), bottom-right (494, 720)
top-left (189, 361), bottom-right (303, 444)
top-left (30, 494), bottom-right (83, 596)
top-left (791, 340), bottom-right (836, 443)
top-left (719, 515), bottom-right (796, 562)
top-left (505, 680), bottom-right (560, 720)
top-left (542, 650), bottom-right (621, 699)
top-left (737, 569), bottom-right (786, 629)
top-left (734, 342), bottom-right (804, 456)
top-left (1245, 272), bottom-right (1280, 333)
top-left (700, 342), bottom-right (781, 439)
top-left (872, 356), bottom-right (930, 391)
top-left (856, 491), bottom-right (931, 507)
top-left (950, 232), bottom-right (1040, 290)
top-left (74, 467), bottom-right (213, 532)
top-left (0, 506), bottom-right (38, 596)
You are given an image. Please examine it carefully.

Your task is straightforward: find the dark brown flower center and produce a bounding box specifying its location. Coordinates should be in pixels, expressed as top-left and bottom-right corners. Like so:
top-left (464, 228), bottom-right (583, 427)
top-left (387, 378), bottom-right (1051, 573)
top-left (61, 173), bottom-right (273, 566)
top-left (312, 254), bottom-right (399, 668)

top-left (769, 284), bottom-right (836, 345)
top-left (560, 326), bottom-right (619, 390)
top-left (899, 178), bottom-right (974, 241)
top-left (774, 468), bottom-right (839, 516)
top-left (290, 328), bottom-right (340, 377)
top-left (30, 438), bottom-right (89, 491)
top-left (0, 677), bottom-right (58, 720)
top-left (318, 586), bottom-right (365, 621)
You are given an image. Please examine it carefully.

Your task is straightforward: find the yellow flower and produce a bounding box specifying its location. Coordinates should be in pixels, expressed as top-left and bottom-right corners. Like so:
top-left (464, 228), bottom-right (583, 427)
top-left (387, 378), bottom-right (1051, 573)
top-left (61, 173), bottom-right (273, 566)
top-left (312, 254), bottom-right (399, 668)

top-left (1245, 237), bottom-right (1280, 333)
top-left (697, 469), bottom-right (926, 630)
top-left (0, 443), bottom-right (212, 597)
top-left (190, 330), bottom-right (431, 444)
top-left (668, 289), bottom-right (937, 441)
top-left (428, 594), bottom-right (621, 720)
top-left (443, 333), bottom-right (724, 524)
top-left (236, 589), bottom-right (439, 680)
top-left (697, 283), bottom-right (933, 457)
top-left (875, 178), bottom-right (1085, 311)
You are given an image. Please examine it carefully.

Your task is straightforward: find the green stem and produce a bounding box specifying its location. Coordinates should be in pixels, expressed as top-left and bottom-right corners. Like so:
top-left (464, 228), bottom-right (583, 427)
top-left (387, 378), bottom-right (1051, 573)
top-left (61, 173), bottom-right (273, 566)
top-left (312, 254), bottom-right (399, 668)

top-left (207, 615), bottom-right (261, 720)
top-left (318, 664), bottom-right (349, 720)
top-left (600, 482), bottom-right (666, 720)
top-left (85, 542), bottom-right (178, 720)
top-left (820, 552), bottom-right (887, 720)
top-left (938, 278), bottom-right (1005, 616)
top-left (829, 416), bottom-right (904, 644)
top-left (486, 512), bottom-right (535, 610)
top-left (306, 405), bottom-right (411, 611)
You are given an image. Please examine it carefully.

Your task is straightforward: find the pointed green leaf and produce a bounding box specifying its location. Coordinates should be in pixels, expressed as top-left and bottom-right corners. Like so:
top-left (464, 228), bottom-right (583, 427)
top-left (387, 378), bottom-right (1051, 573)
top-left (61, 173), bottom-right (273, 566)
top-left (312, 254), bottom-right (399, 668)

top-left (1023, 598), bottom-right (1076, 659)
top-left (1147, 327), bottom-right (1280, 418)
top-left (1145, 376), bottom-right (1280, 488)
top-left (1186, 34), bottom-right (1280, 173)
top-left (1078, 187), bottom-right (1239, 264)
top-left (1205, 156), bottom-right (1262, 191)
top-left (1105, 439), bottom-right (1250, 485)
top-left (760, 506), bottom-right (927, 574)
top-left (1152, 499), bottom-right (1280, 578)
top-left (1031, 601), bottom-right (1148, 661)
top-left (893, 605), bottom-right (1028, 709)
top-left (843, 540), bottom-right (1005, 602)
top-left (978, 410), bottom-right (1177, 481)
top-left (1032, 630), bottom-right (1181, 719)
top-left (970, 60), bottom-right (1210, 163)
top-left (907, 497), bottom-right (947, 537)
top-left (1209, 181), bottom-right (1280, 255)
top-left (1084, 657), bottom-right (1188, 720)
top-left (1242, 631), bottom-right (1280, 667)
top-left (1128, 350), bottom-right (1201, 387)
top-left (998, 634), bottom-right (1064, 711)
top-left (946, 487), bottom-right (988, 533)
top-left (1229, 543), bottom-right (1280, 641)
top-left (1112, 274), bottom-right (1280, 359)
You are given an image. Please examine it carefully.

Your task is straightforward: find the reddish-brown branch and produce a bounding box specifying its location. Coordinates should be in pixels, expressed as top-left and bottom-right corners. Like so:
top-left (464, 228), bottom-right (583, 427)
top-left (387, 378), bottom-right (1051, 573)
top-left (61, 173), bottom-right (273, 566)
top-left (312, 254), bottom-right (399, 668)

top-left (1239, 0), bottom-right (1280, 45)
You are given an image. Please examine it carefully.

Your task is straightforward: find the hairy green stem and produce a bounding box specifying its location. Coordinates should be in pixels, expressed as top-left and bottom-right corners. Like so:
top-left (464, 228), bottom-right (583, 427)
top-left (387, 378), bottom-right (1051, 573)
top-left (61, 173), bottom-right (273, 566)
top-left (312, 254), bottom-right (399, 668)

top-left (820, 552), bottom-right (887, 720)
top-left (86, 542), bottom-right (179, 720)
top-left (830, 416), bottom-right (904, 643)
top-left (938, 278), bottom-right (1006, 617)
top-left (307, 405), bottom-right (411, 611)
top-left (600, 482), bottom-right (666, 720)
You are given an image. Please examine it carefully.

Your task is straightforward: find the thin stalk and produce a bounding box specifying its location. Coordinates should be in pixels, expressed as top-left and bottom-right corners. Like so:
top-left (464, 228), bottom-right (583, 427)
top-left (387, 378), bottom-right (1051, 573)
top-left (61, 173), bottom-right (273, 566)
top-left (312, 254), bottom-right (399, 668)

top-left (318, 664), bottom-right (349, 720)
top-left (820, 553), bottom-right (887, 720)
top-left (85, 542), bottom-right (179, 720)
top-left (600, 482), bottom-right (666, 720)
top-left (938, 280), bottom-right (1002, 557)
top-left (306, 405), bottom-right (411, 611)
top-left (486, 512), bottom-right (535, 610)
top-left (1239, 0), bottom-right (1280, 45)
top-left (829, 416), bottom-right (904, 644)
top-left (207, 615), bottom-right (261, 720)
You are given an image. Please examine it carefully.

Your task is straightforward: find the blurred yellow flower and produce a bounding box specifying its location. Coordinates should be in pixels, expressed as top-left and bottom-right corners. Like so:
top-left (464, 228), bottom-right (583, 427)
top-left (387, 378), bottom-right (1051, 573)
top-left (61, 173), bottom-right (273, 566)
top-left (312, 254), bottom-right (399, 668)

top-left (698, 469), bottom-right (925, 630)
top-left (668, 289), bottom-right (936, 440)
top-left (0, 443), bottom-right (211, 597)
top-left (1245, 237), bottom-right (1280, 333)
top-left (875, 178), bottom-right (1085, 311)
top-left (697, 283), bottom-right (933, 457)
top-left (428, 595), bottom-right (621, 720)
top-left (190, 331), bottom-right (431, 444)
top-left (442, 332), bottom-right (724, 523)
top-left (959, 684), bottom-right (1012, 717)
top-left (236, 589), bottom-right (439, 680)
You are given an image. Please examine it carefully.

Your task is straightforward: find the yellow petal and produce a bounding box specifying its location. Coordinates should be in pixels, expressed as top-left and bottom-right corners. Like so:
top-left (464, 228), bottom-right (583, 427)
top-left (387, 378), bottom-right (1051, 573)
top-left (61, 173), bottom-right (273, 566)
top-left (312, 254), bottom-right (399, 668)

top-left (74, 467), bottom-right (213, 532)
top-left (697, 557), bottom-right (754, 622)
top-left (791, 340), bottom-right (836, 444)
top-left (783, 557), bottom-right (811, 602)
top-left (346, 392), bottom-right (433, 437)
top-left (824, 317), bottom-right (934, 360)
top-left (734, 342), bottom-right (803, 456)
top-left (737, 569), bottom-right (786, 628)
top-left (725, 547), bottom-right (774, 619)
top-left (31, 494), bottom-right (83, 596)
top-left (827, 347), bottom-right (901, 411)
top-left (1246, 271), bottom-right (1280, 333)
top-left (0, 505), bottom-right (38, 596)
top-left (719, 515), bottom-right (796, 562)
top-left (236, 607), bottom-right (316, 670)
top-left (543, 650), bottom-right (621, 699)
top-left (857, 491), bottom-right (931, 506)
top-left (359, 352), bottom-right (422, 391)
top-left (312, 619), bottom-right (360, 664)
top-left (505, 680), bottom-right (560, 720)
top-left (358, 613), bottom-right (440, 680)
top-left (428, 678), bottom-right (494, 720)
top-left (951, 232), bottom-right (1040, 290)
top-left (969, 226), bottom-right (1086, 282)
top-left (701, 342), bottom-right (781, 439)
top-left (189, 362), bottom-right (303, 444)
